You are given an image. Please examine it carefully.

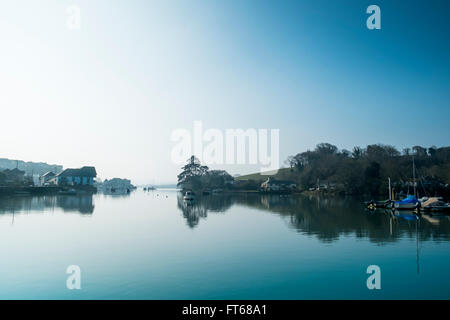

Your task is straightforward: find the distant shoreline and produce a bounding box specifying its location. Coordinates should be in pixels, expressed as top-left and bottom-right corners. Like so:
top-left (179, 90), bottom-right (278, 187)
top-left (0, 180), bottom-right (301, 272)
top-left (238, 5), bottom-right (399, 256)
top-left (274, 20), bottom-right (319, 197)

top-left (0, 186), bottom-right (96, 196)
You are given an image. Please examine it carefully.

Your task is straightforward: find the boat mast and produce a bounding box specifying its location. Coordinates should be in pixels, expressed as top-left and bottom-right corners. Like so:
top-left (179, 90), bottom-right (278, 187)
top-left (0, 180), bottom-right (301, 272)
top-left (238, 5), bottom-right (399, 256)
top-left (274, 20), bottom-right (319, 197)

top-left (416, 218), bottom-right (420, 275)
top-left (388, 177), bottom-right (392, 201)
top-left (413, 157), bottom-right (416, 198)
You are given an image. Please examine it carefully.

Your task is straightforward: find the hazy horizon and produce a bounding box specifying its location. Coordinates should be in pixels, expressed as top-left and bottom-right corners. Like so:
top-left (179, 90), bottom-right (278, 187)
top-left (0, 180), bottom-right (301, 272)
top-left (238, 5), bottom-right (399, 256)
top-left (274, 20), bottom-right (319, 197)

top-left (1, 141), bottom-right (449, 185)
top-left (1, 0), bottom-right (449, 185)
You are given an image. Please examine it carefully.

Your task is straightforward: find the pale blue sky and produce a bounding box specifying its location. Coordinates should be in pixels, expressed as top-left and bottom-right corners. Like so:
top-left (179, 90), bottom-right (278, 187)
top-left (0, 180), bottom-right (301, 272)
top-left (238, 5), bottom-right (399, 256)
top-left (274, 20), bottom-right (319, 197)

top-left (1, 0), bottom-right (449, 184)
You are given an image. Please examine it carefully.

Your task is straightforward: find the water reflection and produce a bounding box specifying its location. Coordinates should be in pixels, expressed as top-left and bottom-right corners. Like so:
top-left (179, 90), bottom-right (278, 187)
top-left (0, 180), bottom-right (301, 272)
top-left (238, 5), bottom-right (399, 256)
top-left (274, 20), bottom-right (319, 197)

top-left (176, 193), bottom-right (450, 244)
top-left (99, 188), bottom-right (132, 197)
top-left (177, 193), bottom-right (233, 228)
top-left (0, 190), bottom-right (135, 219)
top-left (0, 194), bottom-right (95, 216)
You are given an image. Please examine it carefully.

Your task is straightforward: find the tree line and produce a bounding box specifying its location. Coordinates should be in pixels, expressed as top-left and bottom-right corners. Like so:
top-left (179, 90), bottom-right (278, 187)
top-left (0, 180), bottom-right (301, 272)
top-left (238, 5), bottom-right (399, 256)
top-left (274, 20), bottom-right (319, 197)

top-left (177, 156), bottom-right (234, 191)
top-left (286, 143), bottom-right (450, 196)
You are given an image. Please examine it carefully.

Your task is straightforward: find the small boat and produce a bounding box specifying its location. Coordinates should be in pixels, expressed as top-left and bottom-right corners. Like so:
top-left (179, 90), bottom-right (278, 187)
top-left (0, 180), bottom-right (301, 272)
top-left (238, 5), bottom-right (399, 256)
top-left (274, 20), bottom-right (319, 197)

top-left (393, 195), bottom-right (419, 210)
top-left (366, 199), bottom-right (391, 209)
top-left (183, 191), bottom-right (195, 201)
top-left (366, 178), bottom-right (393, 210)
top-left (420, 197), bottom-right (450, 213)
top-left (391, 158), bottom-right (420, 210)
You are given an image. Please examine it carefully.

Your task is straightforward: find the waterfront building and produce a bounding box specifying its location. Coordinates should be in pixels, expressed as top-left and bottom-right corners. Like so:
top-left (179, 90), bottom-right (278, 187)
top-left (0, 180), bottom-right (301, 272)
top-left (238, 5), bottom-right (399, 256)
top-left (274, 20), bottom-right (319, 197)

top-left (261, 177), bottom-right (296, 192)
top-left (55, 166), bottom-right (97, 186)
top-left (40, 171), bottom-right (56, 186)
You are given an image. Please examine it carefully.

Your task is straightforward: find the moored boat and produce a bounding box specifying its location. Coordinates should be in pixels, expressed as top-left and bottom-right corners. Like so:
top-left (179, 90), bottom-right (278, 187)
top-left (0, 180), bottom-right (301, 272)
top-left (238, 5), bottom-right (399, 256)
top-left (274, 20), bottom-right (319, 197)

top-left (393, 195), bottom-right (420, 210)
top-left (419, 197), bottom-right (450, 213)
top-left (183, 191), bottom-right (195, 201)
top-left (58, 188), bottom-right (77, 195)
top-left (366, 199), bottom-right (391, 209)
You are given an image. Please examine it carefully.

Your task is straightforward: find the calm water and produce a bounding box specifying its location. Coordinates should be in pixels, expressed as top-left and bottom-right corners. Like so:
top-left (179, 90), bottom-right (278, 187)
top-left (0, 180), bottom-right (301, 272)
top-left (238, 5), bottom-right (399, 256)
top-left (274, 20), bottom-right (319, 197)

top-left (0, 189), bottom-right (449, 300)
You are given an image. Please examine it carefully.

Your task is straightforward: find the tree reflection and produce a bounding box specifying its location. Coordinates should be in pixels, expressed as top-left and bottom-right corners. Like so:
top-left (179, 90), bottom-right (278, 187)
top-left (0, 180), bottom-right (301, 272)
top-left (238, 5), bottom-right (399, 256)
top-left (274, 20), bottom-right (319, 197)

top-left (176, 193), bottom-right (450, 243)
top-left (176, 193), bottom-right (233, 228)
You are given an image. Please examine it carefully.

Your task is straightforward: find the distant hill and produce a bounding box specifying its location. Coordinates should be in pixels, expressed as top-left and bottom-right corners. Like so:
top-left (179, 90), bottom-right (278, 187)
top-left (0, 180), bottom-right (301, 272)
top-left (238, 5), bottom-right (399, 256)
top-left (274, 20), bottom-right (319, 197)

top-left (235, 168), bottom-right (299, 182)
top-left (0, 158), bottom-right (63, 176)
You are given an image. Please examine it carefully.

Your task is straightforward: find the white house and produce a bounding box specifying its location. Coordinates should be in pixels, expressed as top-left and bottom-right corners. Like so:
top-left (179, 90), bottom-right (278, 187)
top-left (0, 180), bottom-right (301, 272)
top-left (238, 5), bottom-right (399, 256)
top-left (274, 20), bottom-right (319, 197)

top-left (40, 171), bottom-right (56, 186)
top-left (261, 177), bottom-right (297, 192)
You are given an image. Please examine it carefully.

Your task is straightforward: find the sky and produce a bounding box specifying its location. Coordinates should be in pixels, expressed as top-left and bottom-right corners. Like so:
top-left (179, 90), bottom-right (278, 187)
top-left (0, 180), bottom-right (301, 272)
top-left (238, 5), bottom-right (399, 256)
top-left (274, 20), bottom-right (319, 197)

top-left (0, 0), bottom-right (449, 184)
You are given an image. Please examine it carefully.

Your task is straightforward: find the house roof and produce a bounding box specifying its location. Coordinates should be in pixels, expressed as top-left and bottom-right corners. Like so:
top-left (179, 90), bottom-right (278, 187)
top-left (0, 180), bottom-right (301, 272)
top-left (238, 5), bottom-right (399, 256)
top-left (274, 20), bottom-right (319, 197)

top-left (42, 171), bottom-right (56, 178)
top-left (56, 166), bottom-right (97, 178)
